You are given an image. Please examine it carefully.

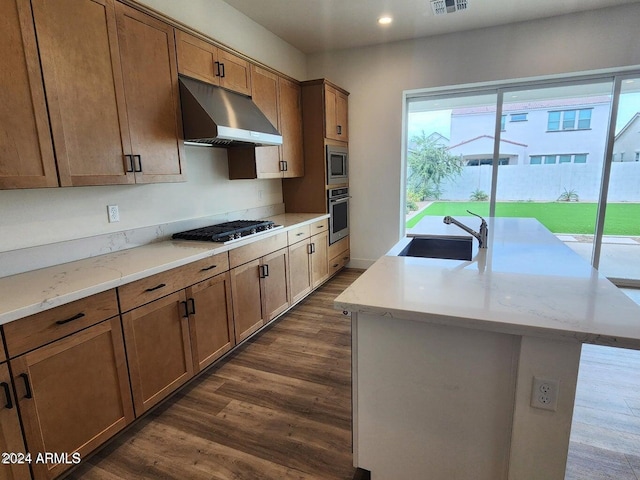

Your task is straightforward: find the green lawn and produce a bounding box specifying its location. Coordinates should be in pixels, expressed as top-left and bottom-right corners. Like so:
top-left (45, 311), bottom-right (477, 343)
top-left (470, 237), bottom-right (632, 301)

top-left (406, 202), bottom-right (640, 236)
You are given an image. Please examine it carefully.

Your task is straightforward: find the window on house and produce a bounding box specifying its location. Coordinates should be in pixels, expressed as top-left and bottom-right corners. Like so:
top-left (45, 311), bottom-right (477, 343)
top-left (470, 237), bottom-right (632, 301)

top-left (547, 109), bottom-right (592, 131)
top-left (500, 115), bottom-right (506, 131)
top-left (620, 152), bottom-right (626, 161)
top-left (547, 112), bottom-right (561, 131)
top-left (636, 152), bottom-right (639, 162)
top-left (544, 155), bottom-right (557, 164)
top-left (559, 155), bottom-right (572, 164)
top-left (510, 113), bottom-right (528, 122)
top-left (530, 156), bottom-right (542, 165)
top-left (573, 154), bottom-right (587, 163)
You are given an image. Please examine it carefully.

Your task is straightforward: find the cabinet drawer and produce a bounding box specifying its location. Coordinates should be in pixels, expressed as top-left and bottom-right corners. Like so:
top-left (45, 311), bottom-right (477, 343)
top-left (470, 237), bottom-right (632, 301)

top-left (0, 335), bottom-right (6, 363)
top-left (3, 289), bottom-right (118, 358)
top-left (180, 252), bottom-right (230, 285)
top-left (118, 268), bottom-right (185, 313)
top-left (310, 219), bottom-right (328, 234)
top-left (229, 232), bottom-right (288, 268)
top-left (329, 236), bottom-right (349, 259)
top-left (329, 249), bottom-right (350, 276)
top-left (287, 224), bottom-right (310, 245)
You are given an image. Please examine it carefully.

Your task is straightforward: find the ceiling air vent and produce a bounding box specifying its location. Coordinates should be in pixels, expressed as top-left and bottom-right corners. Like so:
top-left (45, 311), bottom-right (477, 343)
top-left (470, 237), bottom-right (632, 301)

top-left (431, 0), bottom-right (468, 15)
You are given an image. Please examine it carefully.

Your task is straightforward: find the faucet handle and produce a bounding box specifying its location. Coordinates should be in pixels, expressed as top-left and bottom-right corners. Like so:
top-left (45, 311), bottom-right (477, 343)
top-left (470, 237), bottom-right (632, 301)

top-left (466, 210), bottom-right (486, 222)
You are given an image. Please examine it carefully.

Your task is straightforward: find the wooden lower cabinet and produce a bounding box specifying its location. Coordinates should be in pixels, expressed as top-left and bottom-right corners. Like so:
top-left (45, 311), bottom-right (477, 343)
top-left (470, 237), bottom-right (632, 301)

top-left (310, 231), bottom-right (329, 288)
top-left (230, 248), bottom-right (291, 343)
top-left (11, 318), bottom-right (134, 480)
top-left (0, 363), bottom-right (31, 480)
top-left (289, 239), bottom-right (312, 304)
top-left (187, 272), bottom-right (235, 372)
top-left (122, 291), bottom-right (193, 416)
top-left (230, 259), bottom-right (264, 343)
top-left (261, 248), bottom-right (290, 322)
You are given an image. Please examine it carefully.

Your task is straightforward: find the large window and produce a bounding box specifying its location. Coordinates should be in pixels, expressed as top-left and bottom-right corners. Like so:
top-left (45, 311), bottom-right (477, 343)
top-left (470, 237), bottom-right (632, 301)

top-left (404, 72), bottom-right (640, 285)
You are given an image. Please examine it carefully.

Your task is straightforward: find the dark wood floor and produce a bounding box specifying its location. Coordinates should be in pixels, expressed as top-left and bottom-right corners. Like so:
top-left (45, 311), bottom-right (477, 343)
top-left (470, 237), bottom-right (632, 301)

top-left (68, 271), bottom-right (640, 480)
top-left (69, 269), bottom-right (362, 480)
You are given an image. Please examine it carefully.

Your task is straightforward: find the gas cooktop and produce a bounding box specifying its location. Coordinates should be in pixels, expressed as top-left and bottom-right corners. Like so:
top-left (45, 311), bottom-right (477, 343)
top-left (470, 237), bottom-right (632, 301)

top-left (172, 220), bottom-right (282, 244)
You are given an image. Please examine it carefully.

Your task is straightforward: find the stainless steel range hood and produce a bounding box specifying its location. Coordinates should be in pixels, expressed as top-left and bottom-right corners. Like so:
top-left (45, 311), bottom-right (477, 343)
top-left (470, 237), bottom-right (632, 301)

top-left (178, 75), bottom-right (282, 147)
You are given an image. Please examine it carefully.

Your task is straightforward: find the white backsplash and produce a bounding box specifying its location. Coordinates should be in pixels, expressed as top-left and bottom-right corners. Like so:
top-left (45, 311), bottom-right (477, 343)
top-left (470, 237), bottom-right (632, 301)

top-left (1, 203), bottom-right (284, 278)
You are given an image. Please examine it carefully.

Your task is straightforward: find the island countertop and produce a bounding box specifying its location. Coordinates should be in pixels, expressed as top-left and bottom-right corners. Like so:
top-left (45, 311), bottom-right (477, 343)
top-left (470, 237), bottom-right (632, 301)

top-left (335, 216), bottom-right (640, 349)
top-left (0, 213), bottom-right (328, 325)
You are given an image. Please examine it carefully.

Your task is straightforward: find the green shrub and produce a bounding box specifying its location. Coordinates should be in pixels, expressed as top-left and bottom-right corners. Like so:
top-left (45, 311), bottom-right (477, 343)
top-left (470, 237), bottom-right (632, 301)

top-left (470, 189), bottom-right (489, 201)
top-left (557, 188), bottom-right (579, 202)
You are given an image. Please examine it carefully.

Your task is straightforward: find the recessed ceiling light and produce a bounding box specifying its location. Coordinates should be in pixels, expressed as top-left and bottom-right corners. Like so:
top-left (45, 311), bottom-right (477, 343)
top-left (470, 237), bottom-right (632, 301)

top-left (378, 16), bottom-right (393, 25)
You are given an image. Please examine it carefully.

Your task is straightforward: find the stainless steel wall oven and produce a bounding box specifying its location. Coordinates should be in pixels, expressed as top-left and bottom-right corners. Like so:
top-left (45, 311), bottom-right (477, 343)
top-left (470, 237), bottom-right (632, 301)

top-left (328, 187), bottom-right (349, 244)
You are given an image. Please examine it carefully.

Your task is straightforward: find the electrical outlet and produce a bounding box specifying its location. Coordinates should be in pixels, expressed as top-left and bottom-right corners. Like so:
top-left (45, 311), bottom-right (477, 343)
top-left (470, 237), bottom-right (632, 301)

top-left (530, 377), bottom-right (559, 411)
top-left (107, 205), bottom-right (120, 223)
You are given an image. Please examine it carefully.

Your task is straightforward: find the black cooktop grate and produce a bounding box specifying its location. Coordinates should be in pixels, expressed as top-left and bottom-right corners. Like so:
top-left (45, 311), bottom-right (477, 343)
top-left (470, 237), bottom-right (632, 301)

top-left (172, 220), bottom-right (277, 242)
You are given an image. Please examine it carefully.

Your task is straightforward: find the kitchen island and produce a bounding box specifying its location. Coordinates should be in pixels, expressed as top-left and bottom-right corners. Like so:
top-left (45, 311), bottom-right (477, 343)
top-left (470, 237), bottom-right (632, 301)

top-left (335, 217), bottom-right (640, 480)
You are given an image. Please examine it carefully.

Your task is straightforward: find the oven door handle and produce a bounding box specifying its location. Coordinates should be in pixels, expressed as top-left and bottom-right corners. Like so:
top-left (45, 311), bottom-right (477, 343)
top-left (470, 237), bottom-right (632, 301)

top-left (329, 196), bottom-right (351, 204)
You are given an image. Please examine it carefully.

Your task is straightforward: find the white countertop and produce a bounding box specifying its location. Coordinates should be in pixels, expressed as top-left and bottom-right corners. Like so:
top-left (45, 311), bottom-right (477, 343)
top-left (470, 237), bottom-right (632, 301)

top-left (335, 216), bottom-right (640, 349)
top-left (0, 213), bottom-right (328, 325)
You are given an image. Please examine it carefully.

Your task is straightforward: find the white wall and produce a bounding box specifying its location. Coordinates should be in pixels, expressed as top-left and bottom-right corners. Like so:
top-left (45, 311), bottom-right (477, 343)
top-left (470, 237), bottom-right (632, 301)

top-left (307, 4), bottom-right (640, 267)
top-left (0, 1), bottom-right (306, 257)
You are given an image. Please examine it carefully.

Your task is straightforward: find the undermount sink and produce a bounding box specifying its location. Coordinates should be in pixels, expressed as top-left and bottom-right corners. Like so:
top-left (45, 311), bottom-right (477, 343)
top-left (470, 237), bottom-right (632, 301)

top-left (397, 236), bottom-right (473, 261)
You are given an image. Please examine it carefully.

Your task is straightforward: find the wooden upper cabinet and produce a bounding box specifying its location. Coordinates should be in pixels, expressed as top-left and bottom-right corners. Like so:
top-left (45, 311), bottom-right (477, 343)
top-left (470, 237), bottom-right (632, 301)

top-left (218, 49), bottom-right (252, 96)
top-left (116, 3), bottom-right (185, 183)
top-left (0, 0), bottom-right (57, 189)
top-left (325, 84), bottom-right (348, 142)
top-left (33, 0), bottom-right (133, 187)
top-left (176, 30), bottom-right (251, 96)
top-left (279, 76), bottom-right (304, 177)
top-left (31, 0), bottom-right (184, 186)
top-left (228, 66), bottom-right (305, 180)
top-left (243, 65), bottom-right (282, 179)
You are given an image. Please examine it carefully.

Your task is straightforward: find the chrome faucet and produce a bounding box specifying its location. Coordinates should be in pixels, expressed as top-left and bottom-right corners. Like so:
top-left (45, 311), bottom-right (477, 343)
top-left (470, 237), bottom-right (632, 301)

top-left (443, 211), bottom-right (488, 248)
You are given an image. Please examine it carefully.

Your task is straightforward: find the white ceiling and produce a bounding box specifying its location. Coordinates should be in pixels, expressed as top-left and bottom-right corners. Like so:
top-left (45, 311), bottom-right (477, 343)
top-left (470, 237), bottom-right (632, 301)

top-left (222, 0), bottom-right (640, 54)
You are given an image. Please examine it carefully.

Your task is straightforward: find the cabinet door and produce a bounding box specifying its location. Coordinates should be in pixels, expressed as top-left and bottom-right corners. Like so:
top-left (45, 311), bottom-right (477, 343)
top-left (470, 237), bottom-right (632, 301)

top-left (230, 259), bottom-right (264, 343)
top-left (116, 3), bottom-right (185, 183)
top-left (218, 49), bottom-right (252, 96)
top-left (0, 0), bottom-right (57, 189)
top-left (288, 240), bottom-right (312, 304)
top-left (0, 363), bottom-right (30, 480)
top-left (310, 231), bottom-right (330, 288)
top-left (252, 65), bottom-right (282, 178)
top-left (175, 30), bottom-right (218, 85)
top-left (12, 318), bottom-right (134, 480)
top-left (261, 248), bottom-right (290, 322)
top-left (325, 85), bottom-right (348, 142)
top-left (33, 0), bottom-right (133, 187)
top-left (187, 272), bottom-right (235, 373)
top-left (324, 85), bottom-right (338, 141)
top-left (336, 91), bottom-right (349, 141)
top-left (279, 77), bottom-right (304, 178)
top-left (122, 290), bottom-right (193, 416)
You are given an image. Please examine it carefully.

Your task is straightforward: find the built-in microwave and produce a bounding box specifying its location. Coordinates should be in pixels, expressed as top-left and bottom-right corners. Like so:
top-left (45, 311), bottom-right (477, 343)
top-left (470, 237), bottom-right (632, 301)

top-left (326, 144), bottom-right (348, 185)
